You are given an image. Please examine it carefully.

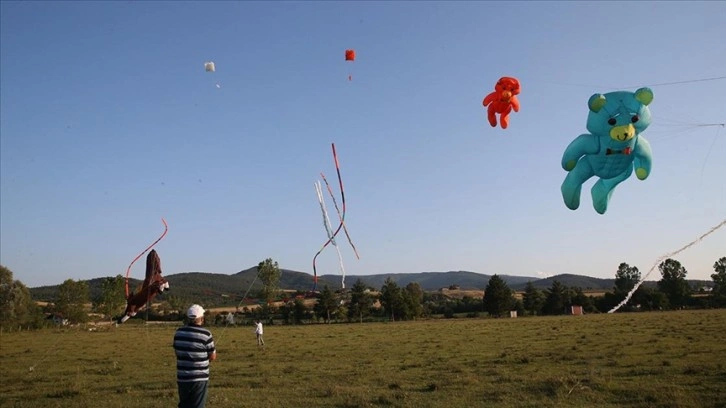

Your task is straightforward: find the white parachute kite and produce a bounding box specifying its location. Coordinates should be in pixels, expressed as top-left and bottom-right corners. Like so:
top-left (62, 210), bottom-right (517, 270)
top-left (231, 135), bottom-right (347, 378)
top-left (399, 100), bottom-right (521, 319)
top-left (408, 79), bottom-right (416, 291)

top-left (204, 61), bottom-right (220, 88)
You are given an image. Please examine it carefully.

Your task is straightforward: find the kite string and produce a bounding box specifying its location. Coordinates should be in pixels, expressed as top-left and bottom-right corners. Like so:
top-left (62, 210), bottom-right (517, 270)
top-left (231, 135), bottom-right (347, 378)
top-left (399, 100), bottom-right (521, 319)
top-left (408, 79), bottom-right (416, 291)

top-left (608, 218), bottom-right (726, 313)
top-left (236, 273), bottom-right (260, 311)
top-left (221, 265), bottom-right (284, 346)
top-left (699, 124), bottom-right (723, 188)
top-left (619, 75), bottom-right (726, 90)
top-left (212, 271), bottom-right (263, 347)
top-left (125, 218), bottom-right (168, 298)
top-left (27, 328), bottom-right (66, 373)
top-left (539, 75), bottom-right (726, 92)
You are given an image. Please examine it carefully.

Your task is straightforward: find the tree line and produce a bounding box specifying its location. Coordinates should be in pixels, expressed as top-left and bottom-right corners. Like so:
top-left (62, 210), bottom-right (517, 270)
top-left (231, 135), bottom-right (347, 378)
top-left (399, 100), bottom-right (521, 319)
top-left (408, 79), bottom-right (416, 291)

top-left (2, 256), bottom-right (725, 330)
top-left (462, 257), bottom-right (726, 318)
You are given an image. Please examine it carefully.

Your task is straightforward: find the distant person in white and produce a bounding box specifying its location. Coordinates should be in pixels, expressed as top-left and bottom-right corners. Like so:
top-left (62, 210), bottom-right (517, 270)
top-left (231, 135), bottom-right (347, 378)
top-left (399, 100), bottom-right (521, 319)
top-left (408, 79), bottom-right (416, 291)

top-left (254, 320), bottom-right (265, 347)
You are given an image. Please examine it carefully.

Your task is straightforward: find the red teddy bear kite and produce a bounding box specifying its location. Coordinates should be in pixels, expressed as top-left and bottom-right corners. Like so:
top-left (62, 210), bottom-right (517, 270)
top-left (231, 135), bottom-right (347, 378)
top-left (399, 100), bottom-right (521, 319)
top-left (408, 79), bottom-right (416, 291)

top-left (482, 76), bottom-right (521, 129)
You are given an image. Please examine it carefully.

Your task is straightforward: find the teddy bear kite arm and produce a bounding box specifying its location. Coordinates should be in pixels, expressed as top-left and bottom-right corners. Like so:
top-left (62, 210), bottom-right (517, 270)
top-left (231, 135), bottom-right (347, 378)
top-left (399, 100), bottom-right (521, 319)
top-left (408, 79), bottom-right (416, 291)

top-left (633, 137), bottom-right (653, 180)
top-left (561, 134), bottom-right (599, 171)
top-left (511, 96), bottom-right (520, 112)
top-left (482, 92), bottom-right (497, 107)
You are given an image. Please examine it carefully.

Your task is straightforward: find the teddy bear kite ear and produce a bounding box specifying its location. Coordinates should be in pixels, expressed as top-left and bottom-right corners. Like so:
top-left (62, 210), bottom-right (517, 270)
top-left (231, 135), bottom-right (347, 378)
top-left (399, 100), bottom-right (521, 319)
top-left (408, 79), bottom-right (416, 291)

top-left (634, 87), bottom-right (654, 106)
top-left (588, 94), bottom-right (607, 113)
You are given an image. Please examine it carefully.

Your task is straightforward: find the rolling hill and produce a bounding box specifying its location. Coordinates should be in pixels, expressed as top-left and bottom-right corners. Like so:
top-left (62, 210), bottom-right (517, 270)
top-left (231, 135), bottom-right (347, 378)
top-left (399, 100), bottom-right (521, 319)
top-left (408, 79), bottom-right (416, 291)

top-left (321, 271), bottom-right (540, 291)
top-left (29, 268), bottom-right (627, 304)
top-left (29, 267), bottom-right (714, 307)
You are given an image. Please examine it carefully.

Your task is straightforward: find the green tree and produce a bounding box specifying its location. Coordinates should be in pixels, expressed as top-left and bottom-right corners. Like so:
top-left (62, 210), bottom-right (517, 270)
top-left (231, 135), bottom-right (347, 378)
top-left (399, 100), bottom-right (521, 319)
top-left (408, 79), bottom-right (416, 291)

top-left (512, 298), bottom-right (525, 317)
top-left (281, 298), bottom-right (309, 324)
top-left (379, 277), bottom-right (404, 321)
top-left (55, 279), bottom-right (90, 323)
top-left (569, 287), bottom-right (595, 313)
top-left (292, 298), bottom-right (309, 324)
top-left (710, 257), bottom-right (726, 307)
top-left (314, 285), bottom-right (339, 323)
top-left (94, 275), bottom-right (126, 320)
top-left (614, 262), bottom-right (640, 295)
top-left (657, 258), bottom-right (691, 309)
top-left (642, 287), bottom-right (670, 311)
top-left (483, 275), bottom-right (514, 318)
top-left (255, 303), bottom-right (276, 321)
top-left (0, 265), bottom-right (17, 327)
top-left (336, 303), bottom-right (348, 322)
top-left (611, 262), bottom-right (644, 311)
top-left (0, 265), bottom-right (43, 330)
top-left (165, 294), bottom-right (190, 316)
top-left (257, 258), bottom-right (281, 305)
top-left (522, 281), bottom-right (544, 316)
top-left (348, 279), bottom-right (373, 323)
top-left (542, 280), bottom-right (569, 315)
top-left (403, 282), bottom-right (424, 320)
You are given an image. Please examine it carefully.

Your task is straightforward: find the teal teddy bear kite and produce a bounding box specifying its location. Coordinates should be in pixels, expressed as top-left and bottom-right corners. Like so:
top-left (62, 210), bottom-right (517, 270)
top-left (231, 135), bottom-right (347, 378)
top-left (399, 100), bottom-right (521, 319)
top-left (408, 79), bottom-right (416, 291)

top-left (561, 87), bottom-right (653, 214)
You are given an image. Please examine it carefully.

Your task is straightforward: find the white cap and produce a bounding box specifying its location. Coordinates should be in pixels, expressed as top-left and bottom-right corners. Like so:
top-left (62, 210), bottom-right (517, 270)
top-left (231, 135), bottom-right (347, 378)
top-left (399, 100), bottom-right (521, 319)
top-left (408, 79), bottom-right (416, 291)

top-left (187, 304), bottom-right (206, 319)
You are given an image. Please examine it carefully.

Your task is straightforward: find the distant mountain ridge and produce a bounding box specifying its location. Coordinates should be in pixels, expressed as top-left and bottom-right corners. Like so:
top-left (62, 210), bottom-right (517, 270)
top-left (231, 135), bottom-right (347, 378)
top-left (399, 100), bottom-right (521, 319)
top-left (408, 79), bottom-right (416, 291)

top-left (319, 271), bottom-right (556, 291)
top-left (31, 267), bottom-right (714, 305)
top-left (29, 268), bottom-right (623, 303)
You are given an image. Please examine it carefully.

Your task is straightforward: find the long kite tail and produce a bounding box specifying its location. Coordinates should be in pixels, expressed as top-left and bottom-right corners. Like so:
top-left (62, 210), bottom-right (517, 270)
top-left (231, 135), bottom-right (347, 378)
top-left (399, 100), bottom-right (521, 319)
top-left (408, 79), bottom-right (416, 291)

top-left (608, 218), bottom-right (726, 313)
top-left (125, 218), bottom-right (168, 299)
top-left (321, 172), bottom-right (360, 260)
top-left (311, 182), bottom-right (329, 292)
top-left (312, 143), bottom-right (348, 292)
top-left (329, 143), bottom-right (350, 290)
top-left (315, 181), bottom-right (337, 244)
top-left (312, 181), bottom-right (334, 292)
top-left (316, 180), bottom-right (347, 289)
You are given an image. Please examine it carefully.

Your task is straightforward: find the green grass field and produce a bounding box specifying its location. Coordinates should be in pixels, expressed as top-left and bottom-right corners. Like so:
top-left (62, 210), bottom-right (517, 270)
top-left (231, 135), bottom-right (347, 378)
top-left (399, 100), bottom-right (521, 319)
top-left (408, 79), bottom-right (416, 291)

top-left (2, 309), bottom-right (725, 408)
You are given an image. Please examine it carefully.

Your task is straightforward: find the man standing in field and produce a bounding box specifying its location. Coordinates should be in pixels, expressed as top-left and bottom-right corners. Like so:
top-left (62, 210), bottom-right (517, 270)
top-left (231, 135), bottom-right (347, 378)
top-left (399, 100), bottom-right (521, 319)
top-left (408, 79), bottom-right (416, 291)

top-left (173, 304), bottom-right (217, 408)
top-left (254, 319), bottom-right (265, 347)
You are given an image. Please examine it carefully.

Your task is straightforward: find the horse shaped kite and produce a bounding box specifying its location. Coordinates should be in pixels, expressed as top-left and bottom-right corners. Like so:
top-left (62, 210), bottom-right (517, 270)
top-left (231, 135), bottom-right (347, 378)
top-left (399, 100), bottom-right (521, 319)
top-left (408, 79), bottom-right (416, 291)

top-left (118, 249), bottom-right (170, 324)
top-left (118, 218), bottom-right (169, 324)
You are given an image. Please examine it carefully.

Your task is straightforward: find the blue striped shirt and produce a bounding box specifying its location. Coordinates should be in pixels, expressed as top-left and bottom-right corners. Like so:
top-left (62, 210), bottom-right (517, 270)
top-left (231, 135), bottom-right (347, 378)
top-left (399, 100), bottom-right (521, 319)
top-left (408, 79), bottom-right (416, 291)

top-left (173, 324), bottom-right (216, 382)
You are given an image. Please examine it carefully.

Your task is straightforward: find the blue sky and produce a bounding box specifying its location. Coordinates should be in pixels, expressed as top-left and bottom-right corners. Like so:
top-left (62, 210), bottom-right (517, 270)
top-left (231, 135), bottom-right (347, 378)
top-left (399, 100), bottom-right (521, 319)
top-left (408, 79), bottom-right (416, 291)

top-left (1, 1), bottom-right (724, 288)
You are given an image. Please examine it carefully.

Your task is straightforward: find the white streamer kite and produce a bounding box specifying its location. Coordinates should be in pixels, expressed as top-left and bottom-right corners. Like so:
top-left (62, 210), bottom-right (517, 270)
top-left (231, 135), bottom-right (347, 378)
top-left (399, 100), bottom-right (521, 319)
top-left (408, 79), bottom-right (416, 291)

top-left (315, 181), bottom-right (347, 289)
top-left (608, 218), bottom-right (726, 313)
top-left (321, 172), bottom-right (360, 260)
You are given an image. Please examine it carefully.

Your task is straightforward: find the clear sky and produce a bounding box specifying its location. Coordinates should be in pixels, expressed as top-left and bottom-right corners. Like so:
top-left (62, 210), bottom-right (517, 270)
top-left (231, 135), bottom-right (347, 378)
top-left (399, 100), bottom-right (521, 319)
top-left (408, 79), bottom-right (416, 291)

top-left (1, 1), bottom-right (724, 288)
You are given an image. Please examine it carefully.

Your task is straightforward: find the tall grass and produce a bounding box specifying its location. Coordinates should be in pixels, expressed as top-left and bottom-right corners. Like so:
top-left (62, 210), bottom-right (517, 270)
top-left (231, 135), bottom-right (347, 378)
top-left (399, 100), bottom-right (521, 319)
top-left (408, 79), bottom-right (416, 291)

top-left (1, 309), bottom-right (725, 407)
